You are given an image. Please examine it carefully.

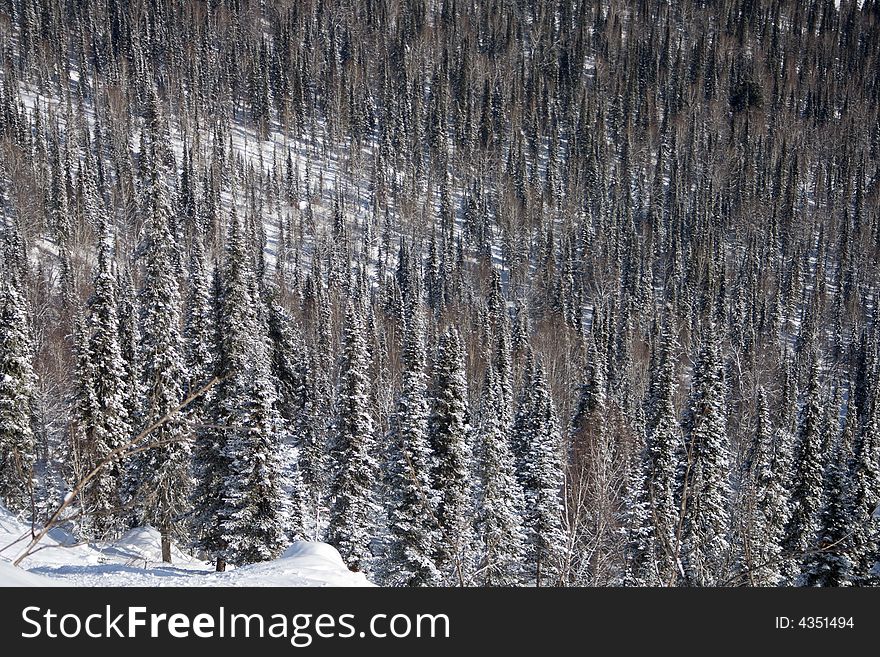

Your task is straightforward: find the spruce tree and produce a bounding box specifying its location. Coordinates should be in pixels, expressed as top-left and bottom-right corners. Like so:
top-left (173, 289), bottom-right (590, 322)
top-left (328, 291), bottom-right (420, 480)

top-left (328, 301), bottom-right (379, 572)
top-left (745, 389), bottom-right (790, 586)
top-left (191, 263), bottom-right (230, 569)
top-left (678, 321), bottom-right (732, 586)
top-left (133, 155), bottom-right (190, 562)
top-left (215, 213), bottom-right (289, 566)
top-left (514, 358), bottom-right (567, 586)
top-left (117, 267), bottom-right (141, 430)
top-left (384, 306), bottom-right (441, 586)
top-left (219, 346), bottom-right (290, 566)
top-left (293, 350), bottom-right (328, 535)
top-left (641, 316), bottom-right (681, 584)
top-left (475, 361), bottom-right (526, 586)
top-left (82, 237), bottom-right (131, 539)
top-left (195, 214), bottom-right (288, 569)
top-left (804, 437), bottom-right (852, 587)
top-left (622, 448), bottom-right (657, 586)
top-left (0, 276), bottom-right (37, 514)
top-left (264, 287), bottom-right (309, 541)
top-left (183, 239), bottom-right (214, 542)
top-left (783, 355), bottom-right (826, 584)
top-left (184, 235), bottom-right (213, 394)
top-left (429, 327), bottom-right (476, 585)
top-left (847, 392), bottom-right (880, 585)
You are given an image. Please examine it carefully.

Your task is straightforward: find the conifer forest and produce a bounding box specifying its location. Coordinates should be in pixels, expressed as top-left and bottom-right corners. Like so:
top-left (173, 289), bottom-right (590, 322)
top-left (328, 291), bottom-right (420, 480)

top-left (0, 0), bottom-right (879, 587)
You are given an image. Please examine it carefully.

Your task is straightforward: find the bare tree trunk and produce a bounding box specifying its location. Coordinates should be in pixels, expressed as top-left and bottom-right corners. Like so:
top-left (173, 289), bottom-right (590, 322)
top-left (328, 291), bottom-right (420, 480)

top-left (216, 556), bottom-right (226, 572)
top-left (160, 526), bottom-right (172, 563)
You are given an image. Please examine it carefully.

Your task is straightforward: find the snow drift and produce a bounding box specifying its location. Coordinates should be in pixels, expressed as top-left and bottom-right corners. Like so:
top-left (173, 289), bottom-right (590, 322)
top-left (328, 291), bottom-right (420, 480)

top-left (0, 504), bottom-right (371, 587)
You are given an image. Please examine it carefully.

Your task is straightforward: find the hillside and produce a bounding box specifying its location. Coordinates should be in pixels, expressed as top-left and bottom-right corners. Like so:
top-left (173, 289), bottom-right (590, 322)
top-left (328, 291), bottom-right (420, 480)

top-left (0, 0), bottom-right (878, 587)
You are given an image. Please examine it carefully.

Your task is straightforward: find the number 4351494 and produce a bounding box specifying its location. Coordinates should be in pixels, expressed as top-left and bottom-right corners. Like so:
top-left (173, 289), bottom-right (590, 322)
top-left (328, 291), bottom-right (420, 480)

top-left (800, 617), bottom-right (854, 629)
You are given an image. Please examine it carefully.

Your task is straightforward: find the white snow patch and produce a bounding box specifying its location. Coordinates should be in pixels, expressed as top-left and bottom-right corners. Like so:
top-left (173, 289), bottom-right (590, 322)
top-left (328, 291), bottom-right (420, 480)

top-left (106, 527), bottom-right (202, 566)
top-left (0, 560), bottom-right (60, 587)
top-left (0, 504), bottom-right (372, 587)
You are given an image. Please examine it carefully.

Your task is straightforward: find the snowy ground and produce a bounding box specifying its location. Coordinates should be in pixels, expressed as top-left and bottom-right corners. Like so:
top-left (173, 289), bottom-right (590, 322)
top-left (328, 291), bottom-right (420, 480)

top-left (0, 505), bottom-right (371, 587)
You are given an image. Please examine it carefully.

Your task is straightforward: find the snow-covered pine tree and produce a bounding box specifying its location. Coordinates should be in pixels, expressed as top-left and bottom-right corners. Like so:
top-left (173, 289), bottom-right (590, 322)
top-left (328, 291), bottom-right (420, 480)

top-left (744, 388), bottom-right (790, 586)
top-left (328, 300), bottom-right (380, 572)
top-left (0, 274), bottom-right (37, 514)
top-left (48, 136), bottom-right (71, 247)
top-left (429, 326), bottom-right (476, 585)
top-left (678, 320), bottom-right (732, 586)
top-left (512, 352), bottom-right (536, 489)
top-left (803, 434), bottom-right (852, 587)
top-left (475, 360), bottom-right (526, 586)
top-left (264, 286), bottom-right (308, 541)
top-left (486, 269), bottom-right (513, 408)
top-left (184, 234), bottom-right (213, 395)
top-left (214, 210), bottom-right (289, 566)
top-left (82, 235), bottom-right (131, 539)
top-left (220, 347), bottom-right (291, 566)
top-left (847, 390), bottom-right (880, 585)
top-left (514, 357), bottom-right (567, 586)
top-left (783, 354), bottom-right (826, 585)
top-left (383, 305), bottom-right (441, 586)
top-left (183, 238), bottom-right (216, 542)
top-left (131, 139), bottom-right (192, 561)
top-left (622, 446), bottom-right (656, 586)
top-left (117, 267), bottom-right (141, 431)
top-left (851, 331), bottom-right (874, 430)
top-left (191, 262), bottom-right (230, 569)
top-left (640, 314), bottom-right (681, 584)
top-left (71, 311), bottom-right (98, 519)
top-left (293, 350), bottom-right (327, 536)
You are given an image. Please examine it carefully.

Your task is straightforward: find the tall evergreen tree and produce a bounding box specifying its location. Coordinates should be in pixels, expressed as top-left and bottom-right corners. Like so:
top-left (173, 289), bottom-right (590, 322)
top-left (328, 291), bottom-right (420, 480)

top-left (183, 238), bottom-right (215, 540)
top-left (744, 389), bottom-right (790, 586)
top-left (132, 150), bottom-right (190, 562)
top-left (429, 327), bottom-right (476, 585)
top-left (184, 235), bottom-right (213, 394)
top-left (475, 361), bottom-right (526, 586)
top-left (514, 358), bottom-right (567, 586)
top-left (328, 301), bottom-right (379, 572)
top-left (191, 263), bottom-right (230, 569)
top-left (804, 436), bottom-right (853, 587)
top-left (216, 213), bottom-right (289, 566)
top-left (640, 316), bottom-right (681, 584)
top-left (195, 214), bottom-right (288, 569)
top-left (783, 355), bottom-right (826, 584)
top-left (384, 306), bottom-right (441, 586)
top-left (0, 276), bottom-right (37, 514)
top-left (622, 447), bottom-right (656, 586)
top-left (264, 287), bottom-right (309, 541)
top-left (293, 350), bottom-right (327, 536)
top-left (847, 392), bottom-right (880, 585)
top-left (82, 237), bottom-right (131, 538)
top-left (678, 321), bottom-right (732, 586)
top-left (117, 267), bottom-right (141, 430)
